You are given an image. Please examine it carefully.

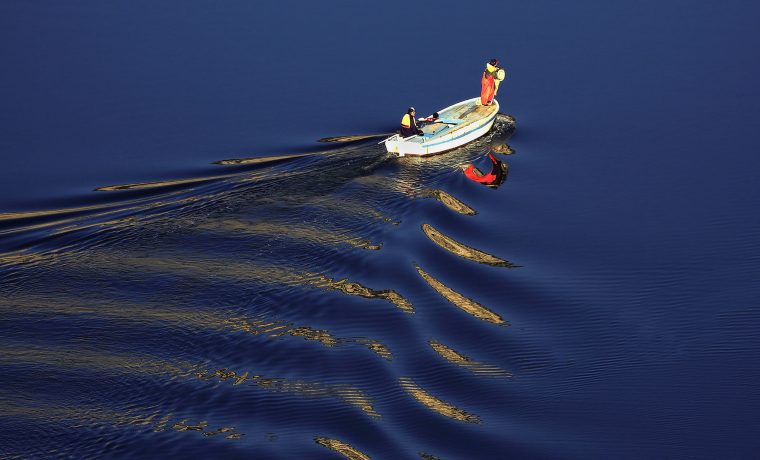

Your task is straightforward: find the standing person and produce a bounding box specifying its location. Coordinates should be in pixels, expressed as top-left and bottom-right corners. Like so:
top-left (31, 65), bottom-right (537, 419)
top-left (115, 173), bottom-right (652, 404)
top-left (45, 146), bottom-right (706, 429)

top-left (480, 58), bottom-right (506, 106)
top-left (400, 107), bottom-right (424, 138)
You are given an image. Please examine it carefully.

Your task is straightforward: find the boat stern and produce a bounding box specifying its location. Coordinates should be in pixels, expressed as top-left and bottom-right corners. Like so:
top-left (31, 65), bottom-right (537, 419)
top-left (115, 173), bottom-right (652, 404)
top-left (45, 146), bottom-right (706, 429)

top-left (384, 134), bottom-right (426, 157)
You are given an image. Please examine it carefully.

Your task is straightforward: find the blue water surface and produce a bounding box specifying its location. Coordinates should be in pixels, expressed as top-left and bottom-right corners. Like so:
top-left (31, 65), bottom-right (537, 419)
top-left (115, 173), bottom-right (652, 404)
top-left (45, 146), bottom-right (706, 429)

top-left (1, 1), bottom-right (759, 459)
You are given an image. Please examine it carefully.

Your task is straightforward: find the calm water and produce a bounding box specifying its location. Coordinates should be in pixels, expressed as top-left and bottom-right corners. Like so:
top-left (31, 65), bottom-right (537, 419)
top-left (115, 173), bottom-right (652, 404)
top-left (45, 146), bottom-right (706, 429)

top-left (2, 1), bottom-right (760, 459)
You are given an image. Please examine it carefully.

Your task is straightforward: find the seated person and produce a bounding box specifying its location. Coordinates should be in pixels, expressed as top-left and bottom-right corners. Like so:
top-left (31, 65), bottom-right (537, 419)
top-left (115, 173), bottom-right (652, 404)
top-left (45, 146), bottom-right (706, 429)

top-left (418, 112), bottom-right (440, 126)
top-left (400, 107), bottom-right (424, 138)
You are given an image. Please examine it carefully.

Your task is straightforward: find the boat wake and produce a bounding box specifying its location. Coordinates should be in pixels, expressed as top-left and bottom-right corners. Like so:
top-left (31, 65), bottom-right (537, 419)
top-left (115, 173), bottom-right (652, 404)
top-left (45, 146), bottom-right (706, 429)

top-left (0, 118), bottom-right (538, 459)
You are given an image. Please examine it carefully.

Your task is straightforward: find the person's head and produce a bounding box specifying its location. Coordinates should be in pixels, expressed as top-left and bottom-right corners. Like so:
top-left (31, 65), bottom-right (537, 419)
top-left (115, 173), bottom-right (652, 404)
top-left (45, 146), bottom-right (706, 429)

top-left (488, 58), bottom-right (500, 67)
top-left (408, 107), bottom-right (416, 115)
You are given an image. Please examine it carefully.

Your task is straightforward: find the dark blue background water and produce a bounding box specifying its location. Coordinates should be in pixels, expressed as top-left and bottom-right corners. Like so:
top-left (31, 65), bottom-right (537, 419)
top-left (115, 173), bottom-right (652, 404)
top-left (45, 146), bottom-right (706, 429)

top-left (2, 1), bottom-right (760, 459)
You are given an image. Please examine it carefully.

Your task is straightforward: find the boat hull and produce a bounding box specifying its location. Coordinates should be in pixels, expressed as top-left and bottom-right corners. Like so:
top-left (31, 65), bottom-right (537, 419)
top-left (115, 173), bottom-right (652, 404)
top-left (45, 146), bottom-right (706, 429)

top-left (384, 98), bottom-right (499, 157)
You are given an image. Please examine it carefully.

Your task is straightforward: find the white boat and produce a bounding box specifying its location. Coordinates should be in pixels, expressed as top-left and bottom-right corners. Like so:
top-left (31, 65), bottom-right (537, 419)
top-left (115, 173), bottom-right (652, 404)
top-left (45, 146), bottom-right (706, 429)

top-left (383, 97), bottom-right (499, 157)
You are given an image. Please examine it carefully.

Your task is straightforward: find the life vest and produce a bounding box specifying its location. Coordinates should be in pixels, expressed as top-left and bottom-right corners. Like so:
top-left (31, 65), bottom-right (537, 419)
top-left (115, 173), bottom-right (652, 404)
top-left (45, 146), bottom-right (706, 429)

top-left (486, 63), bottom-right (506, 82)
top-left (400, 113), bottom-right (420, 138)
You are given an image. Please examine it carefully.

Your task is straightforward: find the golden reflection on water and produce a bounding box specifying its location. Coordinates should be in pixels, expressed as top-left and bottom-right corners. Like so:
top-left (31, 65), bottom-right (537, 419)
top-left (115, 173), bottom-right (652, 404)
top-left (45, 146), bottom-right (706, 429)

top-left (423, 189), bottom-right (477, 216)
top-left (0, 201), bottom-right (146, 238)
top-left (0, 343), bottom-right (379, 418)
top-left (421, 224), bottom-right (517, 268)
top-left (415, 266), bottom-right (505, 325)
top-left (0, 400), bottom-right (243, 441)
top-left (171, 420), bottom-right (244, 439)
top-left (213, 152), bottom-right (313, 165)
top-left (0, 188), bottom-right (208, 243)
top-left (0, 400), bottom-right (169, 431)
top-left (198, 368), bottom-right (379, 417)
top-left (197, 218), bottom-right (381, 250)
top-left (51, 215), bottom-right (140, 237)
top-left (491, 142), bottom-right (514, 155)
top-left (349, 173), bottom-right (421, 200)
top-left (419, 453), bottom-right (441, 460)
top-left (305, 195), bottom-right (399, 225)
top-left (350, 172), bottom-right (476, 217)
top-left (0, 345), bottom-right (199, 378)
top-left (399, 377), bottom-right (480, 423)
top-left (49, 249), bottom-right (412, 312)
top-left (228, 317), bottom-right (392, 359)
top-left (0, 201), bottom-right (132, 222)
top-left (429, 340), bottom-right (512, 377)
top-left (94, 172), bottom-right (250, 192)
top-left (318, 133), bottom-right (392, 142)
top-left (47, 192), bottom-right (210, 237)
top-left (305, 274), bottom-right (414, 313)
top-left (0, 251), bottom-right (56, 267)
top-left (0, 293), bottom-right (240, 334)
top-left (314, 436), bottom-right (372, 460)
top-left (0, 294), bottom-right (391, 358)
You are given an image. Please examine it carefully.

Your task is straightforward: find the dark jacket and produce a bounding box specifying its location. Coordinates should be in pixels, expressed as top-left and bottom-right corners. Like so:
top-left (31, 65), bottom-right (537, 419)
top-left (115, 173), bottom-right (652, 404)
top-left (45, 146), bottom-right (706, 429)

top-left (400, 112), bottom-right (423, 138)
